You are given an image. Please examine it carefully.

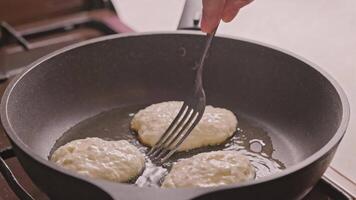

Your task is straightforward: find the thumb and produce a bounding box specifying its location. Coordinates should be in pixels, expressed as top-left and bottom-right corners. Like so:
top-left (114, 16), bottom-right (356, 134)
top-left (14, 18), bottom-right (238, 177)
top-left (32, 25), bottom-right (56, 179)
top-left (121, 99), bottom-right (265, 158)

top-left (201, 0), bottom-right (226, 33)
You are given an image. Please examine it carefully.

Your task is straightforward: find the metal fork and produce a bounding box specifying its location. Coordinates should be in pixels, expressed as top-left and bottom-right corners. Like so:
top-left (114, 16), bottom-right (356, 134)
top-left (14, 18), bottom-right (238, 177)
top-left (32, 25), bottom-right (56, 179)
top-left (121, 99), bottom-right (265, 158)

top-left (147, 26), bottom-right (219, 163)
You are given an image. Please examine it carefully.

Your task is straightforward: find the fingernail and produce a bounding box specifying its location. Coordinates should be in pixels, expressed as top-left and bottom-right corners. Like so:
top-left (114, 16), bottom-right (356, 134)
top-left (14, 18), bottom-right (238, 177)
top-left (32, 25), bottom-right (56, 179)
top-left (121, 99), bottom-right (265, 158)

top-left (222, 15), bottom-right (234, 22)
top-left (221, 17), bottom-right (232, 23)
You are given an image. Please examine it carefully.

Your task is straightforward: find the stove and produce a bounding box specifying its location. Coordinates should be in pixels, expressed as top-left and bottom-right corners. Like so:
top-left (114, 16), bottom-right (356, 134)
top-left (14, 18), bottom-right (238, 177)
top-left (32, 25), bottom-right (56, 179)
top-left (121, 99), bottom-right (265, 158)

top-left (0, 1), bottom-right (354, 199)
top-left (0, 0), bottom-right (133, 80)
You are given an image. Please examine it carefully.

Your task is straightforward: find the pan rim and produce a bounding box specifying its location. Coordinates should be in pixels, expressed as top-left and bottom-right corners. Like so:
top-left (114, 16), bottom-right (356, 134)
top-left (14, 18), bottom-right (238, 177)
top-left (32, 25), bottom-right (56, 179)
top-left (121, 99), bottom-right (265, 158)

top-left (0, 31), bottom-right (350, 194)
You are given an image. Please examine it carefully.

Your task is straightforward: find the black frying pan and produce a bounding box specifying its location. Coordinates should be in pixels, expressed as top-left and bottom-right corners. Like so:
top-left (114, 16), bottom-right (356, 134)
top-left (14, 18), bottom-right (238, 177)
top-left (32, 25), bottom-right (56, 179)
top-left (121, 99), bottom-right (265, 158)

top-left (0, 2), bottom-right (350, 200)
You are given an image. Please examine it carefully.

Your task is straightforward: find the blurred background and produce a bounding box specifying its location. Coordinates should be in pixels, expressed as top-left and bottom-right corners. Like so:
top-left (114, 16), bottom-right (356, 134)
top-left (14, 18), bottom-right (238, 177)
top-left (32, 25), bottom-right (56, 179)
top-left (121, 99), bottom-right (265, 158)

top-left (114, 0), bottom-right (356, 184)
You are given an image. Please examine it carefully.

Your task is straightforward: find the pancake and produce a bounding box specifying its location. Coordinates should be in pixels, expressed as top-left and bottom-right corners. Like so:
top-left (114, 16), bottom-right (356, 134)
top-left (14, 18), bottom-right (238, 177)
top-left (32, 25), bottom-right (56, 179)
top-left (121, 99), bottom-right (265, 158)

top-left (162, 151), bottom-right (255, 188)
top-left (51, 137), bottom-right (145, 182)
top-left (131, 101), bottom-right (237, 151)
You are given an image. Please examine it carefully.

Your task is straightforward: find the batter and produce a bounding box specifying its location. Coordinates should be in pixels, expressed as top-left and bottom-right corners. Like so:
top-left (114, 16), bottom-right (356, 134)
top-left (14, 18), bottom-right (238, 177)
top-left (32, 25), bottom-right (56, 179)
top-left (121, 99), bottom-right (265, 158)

top-left (51, 137), bottom-right (145, 182)
top-left (131, 101), bottom-right (237, 151)
top-left (162, 151), bottom-right (255, 188)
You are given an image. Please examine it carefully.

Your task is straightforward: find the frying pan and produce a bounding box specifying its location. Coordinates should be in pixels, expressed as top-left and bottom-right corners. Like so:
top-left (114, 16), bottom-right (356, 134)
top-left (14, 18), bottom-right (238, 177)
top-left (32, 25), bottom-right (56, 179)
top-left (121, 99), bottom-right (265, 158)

top-left (0, 1), bottom-right (350, 200)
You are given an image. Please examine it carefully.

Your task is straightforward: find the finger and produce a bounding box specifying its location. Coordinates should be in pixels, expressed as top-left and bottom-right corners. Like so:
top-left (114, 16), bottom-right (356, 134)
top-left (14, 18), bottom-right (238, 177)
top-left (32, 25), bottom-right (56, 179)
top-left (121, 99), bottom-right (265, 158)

top-left (222, 8), bottom-right (240, 23)
top-left (222, 0), bottom-right (253, 22)
top-left (201, 0), bottom-right (226, 33)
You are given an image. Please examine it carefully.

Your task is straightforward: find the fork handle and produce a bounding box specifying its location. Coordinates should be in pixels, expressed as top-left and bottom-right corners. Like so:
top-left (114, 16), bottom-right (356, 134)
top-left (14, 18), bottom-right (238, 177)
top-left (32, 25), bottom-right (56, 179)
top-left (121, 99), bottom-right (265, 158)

top-left (194, 24), bottom-right (219, 91)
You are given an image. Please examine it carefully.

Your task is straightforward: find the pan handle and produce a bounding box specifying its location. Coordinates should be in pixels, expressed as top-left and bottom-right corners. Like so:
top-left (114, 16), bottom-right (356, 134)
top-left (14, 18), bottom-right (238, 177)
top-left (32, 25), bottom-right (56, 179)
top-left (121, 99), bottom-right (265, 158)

top-left (0, 147), bottom-right (36, 200)
top-left (178, 0), bottom-right (202, 30)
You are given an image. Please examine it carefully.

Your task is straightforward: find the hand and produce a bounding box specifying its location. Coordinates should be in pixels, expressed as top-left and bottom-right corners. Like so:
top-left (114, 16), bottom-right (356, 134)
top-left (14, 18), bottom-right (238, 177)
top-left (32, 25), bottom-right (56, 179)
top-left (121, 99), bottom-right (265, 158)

top-left (201, 0), bottom-right (253, 33)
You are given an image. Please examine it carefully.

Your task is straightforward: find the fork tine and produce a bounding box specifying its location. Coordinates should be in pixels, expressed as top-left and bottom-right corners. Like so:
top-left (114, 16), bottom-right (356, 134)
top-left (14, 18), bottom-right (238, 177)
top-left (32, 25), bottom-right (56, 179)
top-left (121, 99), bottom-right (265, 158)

top-left (160, 111), bottom-right (204, 162)
top-left (153, 148), bottom-right (169, 162)
top-left (147, 103), bottom-right (188, 155)
top-left (155, 110), bottom-right (199, 161)
top-left (159, 110), bottom-right (198, 153)
top-left (149, 106), bottom-right (193, 157)
top-left (154, 109), bottom-right (196, 160)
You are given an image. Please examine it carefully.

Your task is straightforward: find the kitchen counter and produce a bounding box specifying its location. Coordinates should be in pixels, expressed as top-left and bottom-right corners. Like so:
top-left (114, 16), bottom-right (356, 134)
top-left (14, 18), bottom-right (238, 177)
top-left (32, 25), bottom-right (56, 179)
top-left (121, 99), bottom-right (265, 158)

top-left (114, 0), bottom-right (356, 196)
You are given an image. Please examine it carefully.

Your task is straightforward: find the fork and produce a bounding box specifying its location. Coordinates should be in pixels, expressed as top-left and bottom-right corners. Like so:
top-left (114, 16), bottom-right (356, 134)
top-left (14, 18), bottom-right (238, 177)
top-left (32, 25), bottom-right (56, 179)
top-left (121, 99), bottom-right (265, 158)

top-left (147, 26), bottom-right (219, 163)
